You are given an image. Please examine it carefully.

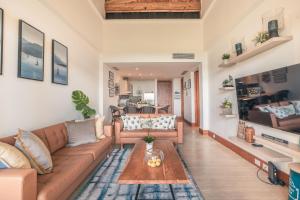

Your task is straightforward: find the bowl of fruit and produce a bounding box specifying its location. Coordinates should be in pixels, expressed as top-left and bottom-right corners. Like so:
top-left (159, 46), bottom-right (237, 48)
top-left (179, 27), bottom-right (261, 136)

top-left (144, 149), bottom-right (164, 168)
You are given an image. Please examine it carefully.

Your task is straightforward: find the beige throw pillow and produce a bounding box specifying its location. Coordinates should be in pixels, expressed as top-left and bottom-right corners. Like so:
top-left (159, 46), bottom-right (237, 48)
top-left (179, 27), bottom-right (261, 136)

top-left (95, 115), bottom-right (105, 140)
top-left (15, 129), bottom-right (53, 174)
top-left (65, 119), bottom-right (97, 147)
top-left (0, 141), bottom-right (31, 169)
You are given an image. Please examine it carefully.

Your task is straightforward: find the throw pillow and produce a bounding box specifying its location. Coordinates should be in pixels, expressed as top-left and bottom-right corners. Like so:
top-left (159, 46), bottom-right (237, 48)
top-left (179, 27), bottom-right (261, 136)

top-left (121, 115), bottom-right (142, 130)
top-left (140, 118), bottom-right (152, 129)
top-left (15, 130), bottom-right (53, 174)
top-left (65, 119), bottom-right (97, 147)
top-left (291, 101), bottom-right (300, 115)
top-left (168, 115), bottom-right (177, 129)
top-left (0, 141), bottom-right (31, 169)
top-left (95, 115), bottom-right (105, 140)
top-left (151, 116), bottom-right (171, 130)
top-left (258, 106), bottom-right (271, 112)
top-left (268, 104), bottom-right (296, 119)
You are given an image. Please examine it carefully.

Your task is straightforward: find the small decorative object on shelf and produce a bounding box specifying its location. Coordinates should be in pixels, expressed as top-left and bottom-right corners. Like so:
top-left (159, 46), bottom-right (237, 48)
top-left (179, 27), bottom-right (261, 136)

top-left (221, 98), bottom-right (233, 115)
top-left (253, 31), bottom-right (270, 46)
top-left (245, 126), bottom-right (255, 143)
top-left (235, 43), bottom-right (243, 56)
top-left (222, 75), bottom-right (234, 88)
top-left (144, 135), bottom-right (155, 154)
top-left (222, 53), bottom-right (230, 64)
top-left (237, 121), bottom-right (246, 139)
top-left (144, 149), bottom-right (164, 168)
top-left (262, 8), bottom-right (284, 38)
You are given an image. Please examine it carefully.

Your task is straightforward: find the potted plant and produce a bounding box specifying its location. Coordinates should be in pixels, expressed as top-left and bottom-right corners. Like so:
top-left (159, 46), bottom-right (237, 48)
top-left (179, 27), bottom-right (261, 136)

top-left (144, 136), bottom-right (155, 153)
top-left (222, 53), bottom-right (231, 64)
top-left (221, 99), bottom-right (233, 115)
top-left (222, 75), bottom-right (234, 88)
top-left (253, 31), bottom-right (269, 46)
top-left (72, 90), bottom-right (96, 119)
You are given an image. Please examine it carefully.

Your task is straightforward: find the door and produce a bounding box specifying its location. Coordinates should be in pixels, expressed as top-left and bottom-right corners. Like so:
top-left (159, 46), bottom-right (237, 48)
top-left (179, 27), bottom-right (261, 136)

top-left (194, 71), bottom-right (200, 126)
top-left (157, 81), bottom-right (172, 113)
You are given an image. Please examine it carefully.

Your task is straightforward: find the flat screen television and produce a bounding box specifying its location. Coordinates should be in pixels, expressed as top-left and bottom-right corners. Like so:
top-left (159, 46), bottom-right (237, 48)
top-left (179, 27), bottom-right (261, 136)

top-left (235, 63), bottom-right (300, 134)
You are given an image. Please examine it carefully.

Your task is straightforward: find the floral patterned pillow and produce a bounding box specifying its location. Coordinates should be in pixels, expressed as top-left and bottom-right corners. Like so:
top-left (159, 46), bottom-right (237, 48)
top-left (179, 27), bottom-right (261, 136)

top-left (140, 118), bottom-right (152, 129)
top-left (121, 115), bottom-right (142, 130)
top-left (151, 116), bottom-right (176, 130)
top-left (291, 101), bottom-right (300, 115)
top-left (268, 105), bottom-right (296, 119)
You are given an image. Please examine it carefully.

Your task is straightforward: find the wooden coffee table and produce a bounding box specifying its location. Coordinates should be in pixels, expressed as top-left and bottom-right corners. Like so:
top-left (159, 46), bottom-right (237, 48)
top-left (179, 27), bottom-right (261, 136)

top-left (118, 140), bottom-right (189, 199)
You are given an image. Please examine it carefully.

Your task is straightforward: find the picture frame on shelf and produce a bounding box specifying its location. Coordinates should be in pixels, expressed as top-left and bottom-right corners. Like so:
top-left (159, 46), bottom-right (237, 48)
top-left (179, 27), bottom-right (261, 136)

top-left (0, 8), bottom-right (3, 75)
top-left (237, 120), bottom-right (246, 140)
top-left (18, 20), bottom-right (45, 81)
top-left (52, 40), bottom-right (68, 85)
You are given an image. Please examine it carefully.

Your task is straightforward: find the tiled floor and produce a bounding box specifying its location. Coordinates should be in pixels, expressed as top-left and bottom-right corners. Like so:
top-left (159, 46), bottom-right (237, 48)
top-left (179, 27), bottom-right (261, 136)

top-left (178, 124), bottom-right (288, 200)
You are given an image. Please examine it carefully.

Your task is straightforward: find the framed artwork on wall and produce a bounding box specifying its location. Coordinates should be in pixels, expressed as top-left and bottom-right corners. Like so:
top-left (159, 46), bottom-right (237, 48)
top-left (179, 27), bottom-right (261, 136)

top-left (108, 79), bottom-right (114, 88)
top-left (109, 71), bottom-right (114, 80)
top-left (52, 40), bottom-right (68, 85)
top-left (18, 20), bottom-right (44, 81)
top-left (0, 8), bottom-right (3, 75)
top-left (109, 88), bottom-right (114, 97)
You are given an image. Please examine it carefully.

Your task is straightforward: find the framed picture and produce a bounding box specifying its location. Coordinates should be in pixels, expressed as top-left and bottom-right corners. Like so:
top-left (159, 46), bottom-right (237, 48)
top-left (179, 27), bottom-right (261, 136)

top-left (0, 8), bottom-right (3, 75)
top-left (108, 79), bottom-right (114, 88)
top-left (52, 40), bottom-right (68, 85)
top-left (18, 20), bottom-right (44, 81)
top-left (114, 83), bottom-right (120, 95)
top-left (109, 88), bottom-right (114, 97)
top-left (237, 120), bottom-right (246, 139)
top-left (187, 79), bottom-right (191, 89)
top-left (109, 71), bottom-right (114, 80)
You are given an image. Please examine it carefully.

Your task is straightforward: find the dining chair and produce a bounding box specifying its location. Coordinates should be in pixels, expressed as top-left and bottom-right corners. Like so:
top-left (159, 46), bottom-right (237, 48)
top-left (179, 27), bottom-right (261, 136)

top-left (123, 106), bottom-right (139, 114)
top-left (109, 105), bottom-right (121, 125)
top-left (140, 106), bottom-right (155, 114)
top-left (158, 105), bottom-right (170, 114)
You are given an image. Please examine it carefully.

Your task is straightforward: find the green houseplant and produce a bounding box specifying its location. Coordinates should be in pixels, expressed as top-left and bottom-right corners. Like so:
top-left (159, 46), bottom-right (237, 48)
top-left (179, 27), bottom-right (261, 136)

top-left (222, 53), bottom-right (231, 64)
top-left (144, 136), bottom-right (155, 153)
top-left (72, 90), bottom-right (96, 119)
top-left (253, 31), bottom-right (269, 46)
top-left (222, 75), bottom-right (234, 88)
top-left (221, 98), bottom-right (233, 115)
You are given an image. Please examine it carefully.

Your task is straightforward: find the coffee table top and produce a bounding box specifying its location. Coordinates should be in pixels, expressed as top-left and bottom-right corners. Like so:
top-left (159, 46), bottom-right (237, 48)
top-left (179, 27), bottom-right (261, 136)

top-left (118, 140), bottom-right (189, 184)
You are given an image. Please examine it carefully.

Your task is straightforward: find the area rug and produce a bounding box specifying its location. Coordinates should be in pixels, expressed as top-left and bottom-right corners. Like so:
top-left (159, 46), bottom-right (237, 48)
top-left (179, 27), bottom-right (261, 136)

top-left (74, 148), bottom-right (204, 200)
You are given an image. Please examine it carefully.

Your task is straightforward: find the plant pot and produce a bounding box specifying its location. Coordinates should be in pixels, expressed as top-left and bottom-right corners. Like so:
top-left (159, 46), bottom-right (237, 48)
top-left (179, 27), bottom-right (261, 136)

top-left (146, 142), bottom-right (153, 154)
top-left (223, 59), bottom-right (229, 64)
top-left (222, 108), bottom-right (232, 115)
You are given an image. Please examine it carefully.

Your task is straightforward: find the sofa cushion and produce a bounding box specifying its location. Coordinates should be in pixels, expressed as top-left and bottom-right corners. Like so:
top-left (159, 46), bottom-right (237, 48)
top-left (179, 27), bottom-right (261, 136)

top-left (291, 101), bottom-right (300, 115)
top-left (268, 104), bottom-right (296, 119)
top-left (151, 116), bottom-right (172, 130)
top-left (15, 130), bottom-right (53, 175)
top-left (53, 137), bottom-right (112, 160)
top-left (65, 120), bottom-right (97, 147)
top-left (39, 123), bottom-right (68, 154)
top-left (149, 129), bottom-right (177, 137)
top-left (37, 154), bottom-right (93, 200)
top-left (120, 130), bottom-right (148, 138)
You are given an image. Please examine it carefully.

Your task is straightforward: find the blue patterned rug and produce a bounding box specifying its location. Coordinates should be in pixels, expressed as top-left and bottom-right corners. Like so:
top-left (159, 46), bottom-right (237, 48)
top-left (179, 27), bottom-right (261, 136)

top-left (74, 148), bottom-right (204, 200)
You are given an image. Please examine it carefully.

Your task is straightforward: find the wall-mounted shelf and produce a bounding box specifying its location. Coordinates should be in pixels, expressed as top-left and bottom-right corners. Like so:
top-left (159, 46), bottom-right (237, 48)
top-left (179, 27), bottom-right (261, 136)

top-left (218, 36), bottom-right (293, 68)
top-left (220, 114), bottom-right (236, 118)
top-left (219, 87), bottom-right (235, 91)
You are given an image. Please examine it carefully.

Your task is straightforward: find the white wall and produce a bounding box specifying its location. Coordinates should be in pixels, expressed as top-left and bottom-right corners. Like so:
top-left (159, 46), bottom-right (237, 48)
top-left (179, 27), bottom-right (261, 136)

top-left (172, 78), bottom-right (181, 116)
top-left (183, 72), bottom-right (195, 123)
top-left (205, 0), bottom-right (300, 145)
top-left (0, 0), bottom-right (102, 136)
top-left (103, 20), bottom-right (204, 63)
top-left (102, 65), bottom-right (121, 123)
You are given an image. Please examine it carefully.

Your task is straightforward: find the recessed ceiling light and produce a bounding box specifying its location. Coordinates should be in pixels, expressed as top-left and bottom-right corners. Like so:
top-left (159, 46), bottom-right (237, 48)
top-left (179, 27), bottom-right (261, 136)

top-left (135, 67), bottom-right (139, 71)
top-left (150, 73), bottom-right (153, 76)
top-left (138, 73), bottom-right (142, 76)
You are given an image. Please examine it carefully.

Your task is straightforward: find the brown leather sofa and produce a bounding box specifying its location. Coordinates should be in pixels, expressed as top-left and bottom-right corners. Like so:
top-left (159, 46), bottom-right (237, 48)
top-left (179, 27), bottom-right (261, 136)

top-left (0, 122), bottom-right (113, 200)
top-left (115, 114), bottom-right (183, 146)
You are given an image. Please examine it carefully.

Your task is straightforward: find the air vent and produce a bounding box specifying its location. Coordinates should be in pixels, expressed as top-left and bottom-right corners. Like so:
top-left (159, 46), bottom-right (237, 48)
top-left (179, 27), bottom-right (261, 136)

top-left (181, 71), bottom-right (188, 75)
top-left (172, 53), bottom-right (195, 59)
top-left (112, 67), bottom-right (119, 71)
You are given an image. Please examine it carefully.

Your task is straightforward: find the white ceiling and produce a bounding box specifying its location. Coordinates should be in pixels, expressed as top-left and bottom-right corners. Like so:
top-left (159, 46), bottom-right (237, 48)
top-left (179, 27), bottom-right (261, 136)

top-left (105, 62), bottom-right (200, 80)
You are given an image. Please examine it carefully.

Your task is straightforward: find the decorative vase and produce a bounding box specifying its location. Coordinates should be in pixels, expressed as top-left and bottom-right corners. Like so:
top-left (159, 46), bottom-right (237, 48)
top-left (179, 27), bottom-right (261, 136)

top-left (223, 59), bottom-right (229, 65)
top-left (222, 107), bottom-right (232, 115)
top-left (144, 149), bottom-right (164, 168)
top-left (146, 142), bottom-right (153, 154)
top-left (268, 19), bottom-right (279, 38)
top-left (235, 43), bottom-right (243, 56)
top-left (245, 127), bottom-right (255, 143)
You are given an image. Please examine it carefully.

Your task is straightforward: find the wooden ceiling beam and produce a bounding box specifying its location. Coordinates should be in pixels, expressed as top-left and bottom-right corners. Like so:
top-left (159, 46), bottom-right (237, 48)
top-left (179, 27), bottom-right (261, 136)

top-left (105, 0), bottom-right (201, 13)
